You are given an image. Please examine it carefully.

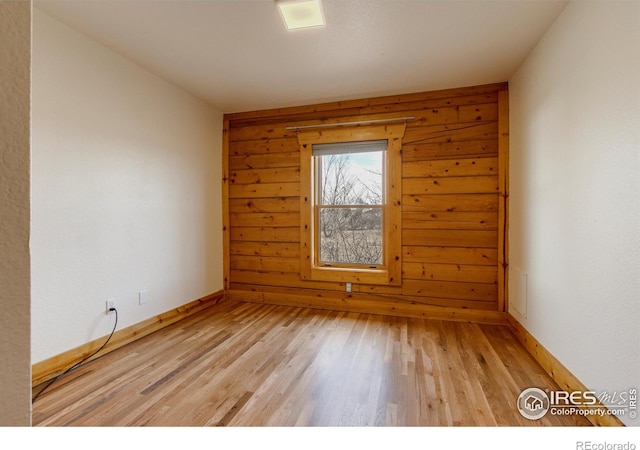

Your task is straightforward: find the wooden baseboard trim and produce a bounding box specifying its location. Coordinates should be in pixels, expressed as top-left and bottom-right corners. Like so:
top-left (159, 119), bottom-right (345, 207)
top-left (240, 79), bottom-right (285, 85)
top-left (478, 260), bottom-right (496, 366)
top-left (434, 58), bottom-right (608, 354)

top-left (32, 290), bottom-right (225, 387)
top-left (227, 288), bottom-right (508, 325)
top-left (507, 314), bottom-right (624, 426)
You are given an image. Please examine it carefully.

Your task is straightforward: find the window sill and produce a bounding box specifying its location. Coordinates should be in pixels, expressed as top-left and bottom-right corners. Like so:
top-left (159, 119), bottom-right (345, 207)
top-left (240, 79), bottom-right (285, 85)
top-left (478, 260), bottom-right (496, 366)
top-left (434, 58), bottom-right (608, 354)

top-left (301, 265), bottom-right (397, 285)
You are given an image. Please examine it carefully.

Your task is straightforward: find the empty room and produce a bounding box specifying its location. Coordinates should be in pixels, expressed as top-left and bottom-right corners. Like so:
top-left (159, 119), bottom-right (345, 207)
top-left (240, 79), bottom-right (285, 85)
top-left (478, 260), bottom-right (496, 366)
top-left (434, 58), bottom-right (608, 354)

top-left (1, 0), bottom-right (638, 442)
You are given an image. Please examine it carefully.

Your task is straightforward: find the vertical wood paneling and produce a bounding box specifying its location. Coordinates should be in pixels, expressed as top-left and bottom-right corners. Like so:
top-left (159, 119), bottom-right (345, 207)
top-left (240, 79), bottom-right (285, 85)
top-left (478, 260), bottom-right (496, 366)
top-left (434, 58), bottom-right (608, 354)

top-left (224, 83), bottom-right (507, 312)
top-left (497, 89), bottom-right (510, 312)
top-left (222, 118), bottom-right (231, 290)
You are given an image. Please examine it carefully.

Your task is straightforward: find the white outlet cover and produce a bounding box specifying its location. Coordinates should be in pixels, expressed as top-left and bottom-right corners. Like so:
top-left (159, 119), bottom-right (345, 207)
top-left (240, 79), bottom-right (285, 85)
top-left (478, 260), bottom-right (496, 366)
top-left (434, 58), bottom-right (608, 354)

top-left (139, 290), bottom-right (148, 305)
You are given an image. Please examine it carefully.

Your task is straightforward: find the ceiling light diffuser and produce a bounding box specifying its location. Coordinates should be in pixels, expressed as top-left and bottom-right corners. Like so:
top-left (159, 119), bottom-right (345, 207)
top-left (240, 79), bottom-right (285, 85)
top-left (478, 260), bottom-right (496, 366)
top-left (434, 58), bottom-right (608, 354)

top-left (277, 0), bottom-right (325, 30)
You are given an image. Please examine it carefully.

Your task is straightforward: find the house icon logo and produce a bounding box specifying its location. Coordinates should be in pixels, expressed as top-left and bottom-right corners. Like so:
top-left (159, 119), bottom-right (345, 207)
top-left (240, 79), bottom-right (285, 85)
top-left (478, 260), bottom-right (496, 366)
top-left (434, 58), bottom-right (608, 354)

top-left (517, 387), bottom-right (550, 420)
top-left (525, 395), bottom-right (543, 411)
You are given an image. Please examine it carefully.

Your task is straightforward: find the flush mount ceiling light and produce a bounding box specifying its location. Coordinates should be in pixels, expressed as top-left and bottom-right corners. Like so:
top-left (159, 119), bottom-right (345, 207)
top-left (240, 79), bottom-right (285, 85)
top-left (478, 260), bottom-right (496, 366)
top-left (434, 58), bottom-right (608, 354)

top-left (277, 0), bottom-right (325, 30)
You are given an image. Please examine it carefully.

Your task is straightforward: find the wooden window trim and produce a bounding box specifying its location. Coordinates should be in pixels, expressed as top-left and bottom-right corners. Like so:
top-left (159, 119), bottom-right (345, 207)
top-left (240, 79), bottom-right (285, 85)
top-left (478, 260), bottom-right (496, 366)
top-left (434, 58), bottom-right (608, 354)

top-left (298, 123), bottom-right (406, 286)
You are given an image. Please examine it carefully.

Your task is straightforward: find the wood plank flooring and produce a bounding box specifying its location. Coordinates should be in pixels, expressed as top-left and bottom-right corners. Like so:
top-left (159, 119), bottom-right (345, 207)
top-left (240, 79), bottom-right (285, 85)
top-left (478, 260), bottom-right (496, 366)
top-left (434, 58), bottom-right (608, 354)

top-left (32, 301), bottom-right (590, 426)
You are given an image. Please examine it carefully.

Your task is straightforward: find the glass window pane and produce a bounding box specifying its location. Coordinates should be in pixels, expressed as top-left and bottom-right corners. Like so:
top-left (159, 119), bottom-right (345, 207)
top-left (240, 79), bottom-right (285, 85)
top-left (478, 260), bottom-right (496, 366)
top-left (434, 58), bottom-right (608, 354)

top-left (317, 151), bottom-right (383, 206)
top-left (319, 207), bottom-right (382, 266)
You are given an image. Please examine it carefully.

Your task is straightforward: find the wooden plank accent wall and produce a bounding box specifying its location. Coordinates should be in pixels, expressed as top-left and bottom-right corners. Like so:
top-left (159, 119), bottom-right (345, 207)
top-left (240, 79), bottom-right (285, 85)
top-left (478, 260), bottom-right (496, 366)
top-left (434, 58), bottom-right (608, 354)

top-left (223, 83), bottom-right (509, 319)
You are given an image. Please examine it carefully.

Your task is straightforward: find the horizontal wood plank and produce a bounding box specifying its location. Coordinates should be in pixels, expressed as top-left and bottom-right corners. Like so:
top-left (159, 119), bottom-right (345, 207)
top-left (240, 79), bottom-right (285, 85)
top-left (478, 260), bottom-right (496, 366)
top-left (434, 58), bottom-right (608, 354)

top-left (229, 242), bottom-right (300, 258)
top-left (404, 121), bottom-right (498, 145)
top-left (229, 197), bottom-right (299, 213)
top-left (229, 138), bottom-right (299, 156)
top-left (402, 211), bottom-right (498, 230)
top-left (230, 167), bottom-right (300, 185)
top-left (403, 140), bottom-right (498, 162)
top-left (403, 262), bottom-right (498, 284)
top-left (358, 92), bottom-right (499, 116)
top-left (459, 103), bottom-right (499, 123)
top-left (229, 212), bottom-right (300, 228)
top-left (229, 289), bottom-right (505, 323)
top-left (402, 193), bottom-right (499, 212)
top-left (230, 227), bottom-right (300, 243)
top-left (229, 182), bottom-right (300, 199)
top-left (229, 152), bottom-right (299, 170)
top-left (230, 255), bottom-right (300, 273)
top-left (402, 157), bottom-right (498, 178)
top-left (406, 106), bottom-right (459, 127)
top-left (403, 175), bottom-right (499, 195)
top-left (229, 123), bottom-right (298, 142)
top-left (402, 246), bottom-right (498, 266)
top-left (403, 279), bottom-right (498, 302)
top-left (402, 229), bottom-right (497, 248)
top-left (230, 270), bottom-right (346, 292)
top-left (233, 285), bottom-right (497, 311)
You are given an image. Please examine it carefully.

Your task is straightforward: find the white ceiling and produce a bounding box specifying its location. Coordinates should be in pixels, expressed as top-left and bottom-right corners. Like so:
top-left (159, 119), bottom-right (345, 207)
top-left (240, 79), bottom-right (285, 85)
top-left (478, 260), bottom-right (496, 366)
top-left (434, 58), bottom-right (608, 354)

top-left (35, 0), bottom-right (568, 113)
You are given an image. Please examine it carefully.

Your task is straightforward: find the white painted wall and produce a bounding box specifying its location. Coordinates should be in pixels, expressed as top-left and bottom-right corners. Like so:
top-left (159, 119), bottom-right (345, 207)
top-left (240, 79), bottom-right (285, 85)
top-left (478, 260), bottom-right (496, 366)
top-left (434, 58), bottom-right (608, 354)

top-left (31, 10), bottom-right (224, 364)
top-left (0, 0), bottom-right (32, 426)
top-left (509, 1), bottom-right (639, 426)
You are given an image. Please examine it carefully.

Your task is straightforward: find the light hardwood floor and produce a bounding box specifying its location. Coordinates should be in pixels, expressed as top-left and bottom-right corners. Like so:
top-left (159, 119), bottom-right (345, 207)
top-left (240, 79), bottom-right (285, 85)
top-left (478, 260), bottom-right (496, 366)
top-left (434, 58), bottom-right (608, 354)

top-left (32, 301), bottom-right (590, 426)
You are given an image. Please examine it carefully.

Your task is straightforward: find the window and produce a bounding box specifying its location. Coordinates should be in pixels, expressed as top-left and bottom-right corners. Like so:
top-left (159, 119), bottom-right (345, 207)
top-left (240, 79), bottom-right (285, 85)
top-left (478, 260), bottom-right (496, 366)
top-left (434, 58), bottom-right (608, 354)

top-left (314, 140), bottom-right (385, 267)
top-left (297, 123), bottom-right (406, 285)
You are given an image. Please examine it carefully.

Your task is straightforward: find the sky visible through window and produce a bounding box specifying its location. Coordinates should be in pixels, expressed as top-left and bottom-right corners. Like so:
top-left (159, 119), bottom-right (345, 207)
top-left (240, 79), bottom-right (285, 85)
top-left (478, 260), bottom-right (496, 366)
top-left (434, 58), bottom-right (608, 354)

top-left (319, 151), bottom-right (383, 206)
top-left (350, 151), bottom-right (383, 197)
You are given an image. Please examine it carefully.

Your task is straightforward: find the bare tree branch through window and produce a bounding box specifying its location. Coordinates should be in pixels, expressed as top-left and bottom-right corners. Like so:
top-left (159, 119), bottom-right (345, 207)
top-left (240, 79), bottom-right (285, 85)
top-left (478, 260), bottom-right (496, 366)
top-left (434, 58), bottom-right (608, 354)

top-left (316, 151), bottom-right (384, 266)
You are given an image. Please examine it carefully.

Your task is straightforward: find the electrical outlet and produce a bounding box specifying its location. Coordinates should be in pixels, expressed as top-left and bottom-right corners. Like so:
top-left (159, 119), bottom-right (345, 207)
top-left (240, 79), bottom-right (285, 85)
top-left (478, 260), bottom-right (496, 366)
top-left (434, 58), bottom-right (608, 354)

top-left (346, 282), bottom-right (352, 293)
top-left (139, 290), bottom-right (148, 305)
top-left (106, 299), bottom-right (115, 315)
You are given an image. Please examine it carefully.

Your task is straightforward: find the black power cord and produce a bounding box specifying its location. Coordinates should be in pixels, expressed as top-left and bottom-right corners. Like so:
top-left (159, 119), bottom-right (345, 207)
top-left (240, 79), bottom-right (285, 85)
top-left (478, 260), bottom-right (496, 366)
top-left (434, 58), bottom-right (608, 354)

top-left (32, 307), bottom-right (119, 403)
